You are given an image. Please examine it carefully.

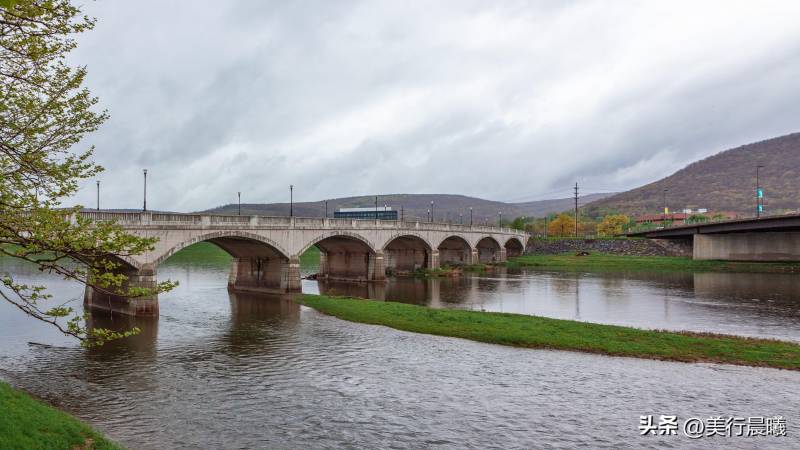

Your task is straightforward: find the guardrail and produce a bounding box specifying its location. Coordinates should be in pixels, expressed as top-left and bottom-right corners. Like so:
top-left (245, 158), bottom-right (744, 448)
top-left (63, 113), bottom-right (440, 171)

top-left (74, 211), bottom-right (523, 235)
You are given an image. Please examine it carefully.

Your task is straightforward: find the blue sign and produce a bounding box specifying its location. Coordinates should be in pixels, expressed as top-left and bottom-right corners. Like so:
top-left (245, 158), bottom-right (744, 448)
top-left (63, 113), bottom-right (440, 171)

top-left (757, 188), bottom-right (764, 199)
top-left (758, 204), bottom-right (764, 212)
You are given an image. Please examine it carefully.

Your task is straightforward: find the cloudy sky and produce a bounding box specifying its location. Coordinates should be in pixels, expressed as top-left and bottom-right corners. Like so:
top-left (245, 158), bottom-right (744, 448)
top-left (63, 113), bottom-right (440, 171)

top-left (69, 0), bottom-right (800, 211)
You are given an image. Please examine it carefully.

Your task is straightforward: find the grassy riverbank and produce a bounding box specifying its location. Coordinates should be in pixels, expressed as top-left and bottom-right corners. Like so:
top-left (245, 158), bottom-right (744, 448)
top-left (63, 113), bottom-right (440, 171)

top-left (0, 381), bottom-right (123, 449)
top-left (507, 253), bottom-right (800, 273)
top-left (298, 295), bottom-right (800, 370)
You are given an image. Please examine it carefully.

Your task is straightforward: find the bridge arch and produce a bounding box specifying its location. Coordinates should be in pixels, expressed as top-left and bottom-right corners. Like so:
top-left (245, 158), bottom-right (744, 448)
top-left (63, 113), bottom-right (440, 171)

top-left (152, 230), bottom-right (291, 268)
top-left (303, 231), bottom-right (380, 282)
top-left (475, 236), bottom-right (502, 263)
top-left (504, 236), bottom-right (525, 258)
top-left (298, 230), bottom-right (377, 257)
top-left (382, 233), bottom-right (434, 273)
top-left (437, 235), bottom-right (473, 265)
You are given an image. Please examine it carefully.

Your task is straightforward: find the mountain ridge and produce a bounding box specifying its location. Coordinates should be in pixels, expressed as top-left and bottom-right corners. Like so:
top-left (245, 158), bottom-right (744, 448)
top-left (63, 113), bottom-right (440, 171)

top-left (585, 132), bottom-right (800, 217)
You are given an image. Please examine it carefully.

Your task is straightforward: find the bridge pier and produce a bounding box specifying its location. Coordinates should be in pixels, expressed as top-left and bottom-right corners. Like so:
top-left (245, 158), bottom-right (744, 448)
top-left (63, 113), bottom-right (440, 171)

top-left (227, 256), bottom-right (296, 294)
top-left (84, 266), bottom-right (159, 317)
top-left (371, 251), bottom-right (386, 281)
top-left (471, 249), bottom-right (479, 264)
top-left (430, 250), bottom-right (440, 269)
top-left (694, 232), bottom-right (800, 261)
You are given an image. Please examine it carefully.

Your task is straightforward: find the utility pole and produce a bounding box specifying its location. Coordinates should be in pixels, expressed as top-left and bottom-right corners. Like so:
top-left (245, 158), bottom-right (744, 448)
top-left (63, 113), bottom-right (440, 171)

top-left (237, 191), bottom-right (241, 216)
top-left (574, 182), bottom-right (579, 238)
top-left (289, 185), bottom-right (293, 217)
top-left (544, 215), bottom-right (548, 238)
top-left (143, 169), bottom-right (147, 212)
top-left (663, 188), bottom-right (668, 228)
top-left (756, 165), bottom-right (764, 218)
top-left (96, 180), bottom-right (100, 211)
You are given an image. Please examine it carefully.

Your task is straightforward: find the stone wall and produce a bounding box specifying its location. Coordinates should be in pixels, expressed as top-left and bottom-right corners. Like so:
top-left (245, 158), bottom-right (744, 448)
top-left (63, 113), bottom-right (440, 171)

top-left (525, 238), bottom-right (692, 257)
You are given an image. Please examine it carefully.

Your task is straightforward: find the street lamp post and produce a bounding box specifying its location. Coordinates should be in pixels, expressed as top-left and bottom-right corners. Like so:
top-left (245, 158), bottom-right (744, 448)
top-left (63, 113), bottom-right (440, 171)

top-left (96, 180), bottom-right (100, 211)
top-left (237, 192), bottom-right (241, 216)
top-left (375, 196), bottom-right (378, 219)
top-left (325, 200), bottom-right (328, 218)
top-left (460, 213), bottom-right (463, 224)
top-left (430, 201), bottom-right (434, 223)
top-left (662, 188), bottom-right (668, 228)
top-left (143, 169), bottom-right (147, 212)
top-left (289, 185), bottom-right (293, 217)
top-left (498, 211), bottom-right (502, 228)
top-left (756, 165), bottom-right (764, 218)
top-left (427, 208), bottom-right (430, 222)
top-left (469, 207), bottom-right (473, 226)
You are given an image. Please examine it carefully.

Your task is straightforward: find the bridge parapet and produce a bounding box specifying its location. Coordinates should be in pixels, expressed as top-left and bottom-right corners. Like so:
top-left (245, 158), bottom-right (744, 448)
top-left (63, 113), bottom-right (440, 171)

top-left (76, 211), bottom-right (521, 235)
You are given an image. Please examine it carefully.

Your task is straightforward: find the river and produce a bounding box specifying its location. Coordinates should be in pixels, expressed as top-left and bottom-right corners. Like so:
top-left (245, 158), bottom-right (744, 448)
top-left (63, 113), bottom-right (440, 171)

top-left (0, 249), bottom-right (798, 449)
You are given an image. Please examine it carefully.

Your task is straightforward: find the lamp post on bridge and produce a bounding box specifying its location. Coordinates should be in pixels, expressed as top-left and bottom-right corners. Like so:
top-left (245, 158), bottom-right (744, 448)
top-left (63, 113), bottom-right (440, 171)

top-left (96, 180), bottom-right (100, 211)
top-left (325, 200), bottom-right (328, 218)
top-left (430, 200), bottom-right (434, 223)
top-left (375, 196), bottom-right (378, 219)
top-left (289, 185), bottom-right (293, 217)
top-left (469, 207), bottom-right (473, 226)
top-left (662, 188), bottom-right (668, 228)
top-left (498, 211), bottom-right (502, 228)
top-left (142, 169), bottom-right (147, 212)
top-left (237, 192), bottom-right (241, 216)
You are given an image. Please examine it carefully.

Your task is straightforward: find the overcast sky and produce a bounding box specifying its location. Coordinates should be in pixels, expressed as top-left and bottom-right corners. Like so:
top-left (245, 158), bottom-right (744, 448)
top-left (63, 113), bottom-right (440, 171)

top-left (68, 0), bottom-right (800, 211)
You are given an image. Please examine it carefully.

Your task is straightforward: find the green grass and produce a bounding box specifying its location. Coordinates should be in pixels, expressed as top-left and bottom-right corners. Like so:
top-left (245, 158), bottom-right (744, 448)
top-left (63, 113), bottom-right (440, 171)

top-left (298, 295), bottom-right (800, 370)
top-left (0, 381), bottom-right (124, 450)
top-left (507, 253), bottom-right (800, 273)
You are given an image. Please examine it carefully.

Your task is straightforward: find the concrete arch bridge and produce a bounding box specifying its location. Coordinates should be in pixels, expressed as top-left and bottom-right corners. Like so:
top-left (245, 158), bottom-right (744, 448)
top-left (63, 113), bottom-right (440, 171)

top-left (79, 211), bottom-right (528, 316)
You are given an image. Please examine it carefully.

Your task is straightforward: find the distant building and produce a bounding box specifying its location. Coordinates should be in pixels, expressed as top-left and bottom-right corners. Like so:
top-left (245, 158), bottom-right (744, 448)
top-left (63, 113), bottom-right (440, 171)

top-left (635, 213), bottom-right (689, 225)
top-left (335, 207), bottom-right (398, 220)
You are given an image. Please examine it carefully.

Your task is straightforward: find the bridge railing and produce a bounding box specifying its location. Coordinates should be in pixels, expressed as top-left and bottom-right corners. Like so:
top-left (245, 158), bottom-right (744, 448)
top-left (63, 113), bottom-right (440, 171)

top-left (76, 211), bottom-right (523, 235)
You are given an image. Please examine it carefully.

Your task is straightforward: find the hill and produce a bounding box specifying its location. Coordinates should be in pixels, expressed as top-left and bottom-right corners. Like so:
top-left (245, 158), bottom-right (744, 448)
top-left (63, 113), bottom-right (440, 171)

top-left (586, 132), bottom-right (800, 217)
top-left (201, 193), bottom-right (613, 223)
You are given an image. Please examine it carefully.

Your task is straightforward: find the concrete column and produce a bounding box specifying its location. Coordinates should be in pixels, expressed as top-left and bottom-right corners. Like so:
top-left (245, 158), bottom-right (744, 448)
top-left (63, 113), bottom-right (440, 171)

top-left (499, 248), bottom-right (508, 262)
top-left (694, 232), bottom-right (800, 261)
top-left (84, 266), bottom-right (159, 317)
top-left (286, 256), bottom-right (302, 291)
top-left (429, 250), bottom-right (440, 269)
top-left (372, 251), bottom-right (385, 280)
top-left (228, 256), bottom-right (287, 294)
top-left (471, 249), bottom-right (479, 265)
top-left (318, 251), bottom-right (328, 278)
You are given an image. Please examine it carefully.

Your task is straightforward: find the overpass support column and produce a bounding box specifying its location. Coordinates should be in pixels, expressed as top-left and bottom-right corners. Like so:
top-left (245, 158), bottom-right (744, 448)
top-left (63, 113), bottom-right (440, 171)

top-left (84, 265), bottom-right (159, 317)
top-left (286, 256), bottom-right (302, 291)
top-left (371, 251), bottom-right (385, 281)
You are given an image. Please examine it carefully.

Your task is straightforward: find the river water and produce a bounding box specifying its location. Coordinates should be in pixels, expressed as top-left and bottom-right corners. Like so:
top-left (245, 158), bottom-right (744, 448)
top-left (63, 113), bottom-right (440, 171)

top-left (1, 253), bottom-right (798, 449)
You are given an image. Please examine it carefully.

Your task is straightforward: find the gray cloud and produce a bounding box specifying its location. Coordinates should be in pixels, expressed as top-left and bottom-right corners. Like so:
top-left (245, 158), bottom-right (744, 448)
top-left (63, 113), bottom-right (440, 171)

top-left (67, 0), bottom-right (800, 211)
